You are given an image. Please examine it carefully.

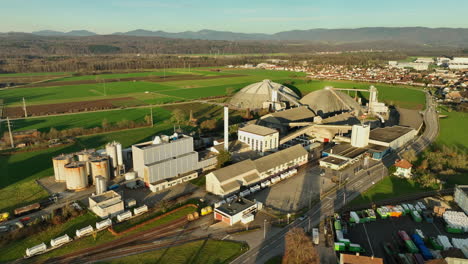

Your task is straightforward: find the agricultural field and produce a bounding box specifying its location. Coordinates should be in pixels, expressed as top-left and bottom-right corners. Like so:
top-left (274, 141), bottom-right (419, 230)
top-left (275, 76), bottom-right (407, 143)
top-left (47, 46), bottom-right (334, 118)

top-left (436, 108), bottom-right (468, 149)
top-left (1, 107), bottom-right (170, 134)
top-left (103, 239), bottom-right (248, 264)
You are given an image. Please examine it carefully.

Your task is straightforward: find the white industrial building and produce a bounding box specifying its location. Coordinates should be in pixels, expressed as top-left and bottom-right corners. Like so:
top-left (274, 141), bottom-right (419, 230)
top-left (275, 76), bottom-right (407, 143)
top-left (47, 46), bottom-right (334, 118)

top-left (368, 86), bottom-right (389, 115)
top-left (88, 190), bottom-right (125, 218)
top-left (132, 134), bottom-right (217, 191)
top-left (205, 144), bottom-right (308, 197)
top-left (214, 198), bottom-right (262, 226)
top-left (368, 126), bottom-right (417, 150)
top-left (448, 57), bottom-right (468, 70)
top-left (238, 124), bottom-right (279, 153)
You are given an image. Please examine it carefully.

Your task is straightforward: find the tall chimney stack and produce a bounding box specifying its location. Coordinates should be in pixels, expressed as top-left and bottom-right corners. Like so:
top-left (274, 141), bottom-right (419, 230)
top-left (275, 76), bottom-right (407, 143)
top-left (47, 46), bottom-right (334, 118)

top-left (224, 106), bottom-right (229, 151)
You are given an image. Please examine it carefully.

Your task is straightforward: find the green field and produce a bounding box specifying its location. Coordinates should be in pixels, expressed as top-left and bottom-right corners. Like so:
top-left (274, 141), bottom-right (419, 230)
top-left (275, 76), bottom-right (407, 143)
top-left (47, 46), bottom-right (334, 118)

top-left (436, 109), bottom-right (468, 149)
top-left (51, 71), bottom-right (181, 82)
top-left (349, 176), bottom-right (436, 206)
top-left (0, 72), bottom-right (72, 77)
top-left (1, 107), bottom-right (170, 134)
top-left (102, 239), bottom-right (247, 264)
top-left (0, 211), bottom-right (100, 262)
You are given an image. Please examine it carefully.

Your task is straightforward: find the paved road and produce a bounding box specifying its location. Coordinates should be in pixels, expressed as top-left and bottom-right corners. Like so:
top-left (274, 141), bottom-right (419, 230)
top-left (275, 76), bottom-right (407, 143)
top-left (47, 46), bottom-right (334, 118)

top-left (231, 92), bottom-right (439, 264)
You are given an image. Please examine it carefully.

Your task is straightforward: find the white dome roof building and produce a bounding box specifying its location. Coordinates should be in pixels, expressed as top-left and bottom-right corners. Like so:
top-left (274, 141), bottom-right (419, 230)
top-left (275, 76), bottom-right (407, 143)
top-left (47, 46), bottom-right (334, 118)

top-left (229, 80), bottom-right (300, 110)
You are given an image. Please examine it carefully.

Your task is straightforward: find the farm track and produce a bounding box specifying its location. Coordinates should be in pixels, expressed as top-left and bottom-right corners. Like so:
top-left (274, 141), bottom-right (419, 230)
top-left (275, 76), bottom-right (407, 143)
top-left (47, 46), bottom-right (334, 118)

top-left (9, 74), bottom-right (245, 89)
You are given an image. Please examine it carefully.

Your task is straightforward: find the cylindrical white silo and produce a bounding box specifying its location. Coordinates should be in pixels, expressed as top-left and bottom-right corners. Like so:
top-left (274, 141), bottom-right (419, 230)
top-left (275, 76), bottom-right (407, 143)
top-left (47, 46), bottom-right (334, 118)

top-left (90, 156), bottom-right (110, 183)
top-left (53, 155), bottom-right (73, 182)
top-left (64, 162), bottom-right (88, 191)
top-left (95, 175), bottom-right (107, 195)
top-left (115, 142), bottom-right (123, 167)
top-left (106, 143), bottom-right (118, 176)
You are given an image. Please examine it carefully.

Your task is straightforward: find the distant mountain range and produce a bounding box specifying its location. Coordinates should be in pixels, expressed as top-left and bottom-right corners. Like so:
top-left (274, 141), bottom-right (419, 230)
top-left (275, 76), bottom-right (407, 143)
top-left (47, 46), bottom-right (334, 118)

top-left (15, 27), bottom-right (467, 47)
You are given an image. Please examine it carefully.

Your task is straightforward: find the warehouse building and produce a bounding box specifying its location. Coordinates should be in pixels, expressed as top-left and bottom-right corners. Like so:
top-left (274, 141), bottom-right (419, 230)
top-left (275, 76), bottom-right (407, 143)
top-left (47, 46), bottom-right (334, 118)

top-left (88, 190), bottom-right (124, 218)
top-left (132, 134), bottom-right (217, 192)
top-left (214, 198), bottom-right (262, 226)
top-left (206, 144), bottom-right (308, 197)
top-left (238, 124), bottom-right (279, 153)
top-left (258, 106), bottom-right (317, 134)
top-left (368, 126), bottom-right (417, 150)
top-left (454, 185), bottom-right (468, 215)
top-left (319, 143), bottom-right (368, 170)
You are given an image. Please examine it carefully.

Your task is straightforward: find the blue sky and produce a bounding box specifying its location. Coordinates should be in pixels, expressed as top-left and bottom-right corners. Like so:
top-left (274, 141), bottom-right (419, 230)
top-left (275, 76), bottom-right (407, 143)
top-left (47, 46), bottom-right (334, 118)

top-left (1, 0), bottom-right (467, 33)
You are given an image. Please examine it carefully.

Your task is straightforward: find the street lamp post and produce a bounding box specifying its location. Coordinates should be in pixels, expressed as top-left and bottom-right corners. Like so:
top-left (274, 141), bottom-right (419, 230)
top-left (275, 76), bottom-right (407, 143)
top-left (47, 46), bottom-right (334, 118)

top-left (264, 219), bottom-right (267, 239)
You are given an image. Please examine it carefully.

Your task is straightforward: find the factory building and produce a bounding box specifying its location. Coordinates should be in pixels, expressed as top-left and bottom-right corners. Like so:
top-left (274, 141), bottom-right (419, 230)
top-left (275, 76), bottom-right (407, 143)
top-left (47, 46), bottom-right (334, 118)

top-left (214, 198), bottom-right (262, 226)
top-left (132, 134), bottom-right (217, 192)
top-left (319, 143), bottom-right (368, 170)
top-left (206, 144), bottom-right (308, 197)
top-left (368, 86), bottom-right (389, 114)
top-left (368, 126), bottom-right (417, 150)
top-left (238, 124), bottom-right (279, 153)
top-left (454, 185), bottom-right (468, 215)
top-left (88, 190), bottom-right (125, 218)
top-left (258, 106), bottom-right (317, 134)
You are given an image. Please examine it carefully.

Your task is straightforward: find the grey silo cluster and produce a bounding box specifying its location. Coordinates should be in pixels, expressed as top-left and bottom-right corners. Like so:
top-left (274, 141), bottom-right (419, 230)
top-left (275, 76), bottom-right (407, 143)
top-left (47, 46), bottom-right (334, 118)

top-left (52, 143), bottom-right (121, 191)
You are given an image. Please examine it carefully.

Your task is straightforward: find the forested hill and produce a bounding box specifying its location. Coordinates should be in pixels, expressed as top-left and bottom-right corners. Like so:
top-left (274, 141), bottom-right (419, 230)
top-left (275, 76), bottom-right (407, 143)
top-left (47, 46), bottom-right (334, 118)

top-left (14, 27), bottom-right (468, 47)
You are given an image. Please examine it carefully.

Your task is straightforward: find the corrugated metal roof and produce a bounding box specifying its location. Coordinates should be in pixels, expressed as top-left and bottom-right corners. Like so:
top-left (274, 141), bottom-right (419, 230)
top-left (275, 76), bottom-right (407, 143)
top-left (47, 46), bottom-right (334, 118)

top-left (255, 144), bottom-right (307, 173)
top-left (239, 124), bottom-right (278, 136)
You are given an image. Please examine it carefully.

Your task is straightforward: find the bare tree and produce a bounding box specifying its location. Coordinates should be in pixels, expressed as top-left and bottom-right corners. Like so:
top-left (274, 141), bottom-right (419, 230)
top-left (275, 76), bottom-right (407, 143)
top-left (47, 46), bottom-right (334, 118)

top-left (283, 228), bottom-right (319, 264)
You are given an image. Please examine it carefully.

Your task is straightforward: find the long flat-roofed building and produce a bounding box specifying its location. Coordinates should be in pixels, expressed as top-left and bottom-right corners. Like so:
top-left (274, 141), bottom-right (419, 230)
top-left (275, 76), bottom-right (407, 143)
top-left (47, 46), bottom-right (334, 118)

top-left (238, 124), bottom-right (279, 153)
top-left (214, 198), bottom-right (261, 226)
top-left (369, 126), bottom-right (417, 149)
top-left (206, 144), bottom-right (308, 197)
top-left (88, 190), bottom-right (124, 218)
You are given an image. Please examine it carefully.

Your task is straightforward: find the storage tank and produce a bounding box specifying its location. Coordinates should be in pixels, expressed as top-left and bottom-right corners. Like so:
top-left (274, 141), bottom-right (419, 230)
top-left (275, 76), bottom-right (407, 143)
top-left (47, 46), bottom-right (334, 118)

top-left (95, 175), bottom-right (107, 195)
top-left (52, 155), bottom-right (73, 182)
top-left (76, 225), bottom-right (94, 238)
top-left (76, 149), bottom-right (95, 176)
top-left (96, 218), bottom-right (112, 230)
top-left (50, 234), bottom-right (71, 247)
top-left (133, 205), bottom-right (148, 215)
top-left (105, 142), bottom-right (118, 172)
top-left (64, 162), bottom-right (89, 191)
top-left (125, 172), bottom-right (137, 188)
top-left (90, 156), bottom-right (110, 182)
top-left (25, 242), bottom-right (47, 257)
top-left (115, 142), bottom-right (123, 167)
top-left (117, 211), bottom-right (132, 222)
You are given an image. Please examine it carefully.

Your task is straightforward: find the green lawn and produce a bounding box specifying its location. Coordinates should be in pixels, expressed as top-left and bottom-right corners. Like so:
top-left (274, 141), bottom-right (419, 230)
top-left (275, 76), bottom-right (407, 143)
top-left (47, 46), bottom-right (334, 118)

top-left (436, 109), bottom-right (468, 149)
top-left (1, 107), bottom-right (170, 134)
top-left (0, 211), bottom-right (100, 262)
top-left (101, 239), bottom-right (248, 264)
top-left (0, 72), bottom-right (72, 77)
top-left (0, 123), bottom-right (174, 212)
top-left (349, 176), bottom-right (436, 206)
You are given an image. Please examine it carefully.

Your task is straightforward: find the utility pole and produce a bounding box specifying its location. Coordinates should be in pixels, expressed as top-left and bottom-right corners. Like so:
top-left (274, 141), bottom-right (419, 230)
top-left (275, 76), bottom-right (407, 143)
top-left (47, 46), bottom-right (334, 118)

top-left (22, 97), bottom-right (28, 118)
top-left (6, 117), bottom-right (14, 148)
top-left (150, 107), bottom-right (154, 127)
top-left (263, 219), bottom-right (267, 239)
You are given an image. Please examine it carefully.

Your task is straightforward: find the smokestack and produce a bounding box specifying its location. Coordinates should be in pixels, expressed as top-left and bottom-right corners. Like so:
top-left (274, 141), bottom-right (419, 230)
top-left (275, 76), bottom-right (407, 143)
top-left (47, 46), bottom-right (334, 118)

top-left (224, 106), bottom-right (229, 151)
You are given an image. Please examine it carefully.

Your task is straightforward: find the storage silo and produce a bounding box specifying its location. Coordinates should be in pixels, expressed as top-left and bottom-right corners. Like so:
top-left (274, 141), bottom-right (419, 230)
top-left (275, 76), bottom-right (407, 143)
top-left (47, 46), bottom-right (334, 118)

top-left (125, 172), bottom-right (137, 188)
top-left (106, 143), bottom-right (118, 176)
top-left (52, 155), bottom-right (73, 182)
top-left (76, 149), bottom-right (95, 176)
top-left (115, 142), bottom-right (123, 167)
top-left (95, 175), bottom-right (107, 195)
top-left (64, 162), bottom-right (88, 191)
top-left (90, 156), bottom-right (110, 183)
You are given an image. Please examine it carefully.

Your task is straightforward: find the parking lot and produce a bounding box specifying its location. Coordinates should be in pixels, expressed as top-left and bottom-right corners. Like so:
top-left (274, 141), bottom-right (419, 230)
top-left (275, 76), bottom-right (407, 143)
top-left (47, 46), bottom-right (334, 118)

top-left (345, 212), bottom-right (467, 263)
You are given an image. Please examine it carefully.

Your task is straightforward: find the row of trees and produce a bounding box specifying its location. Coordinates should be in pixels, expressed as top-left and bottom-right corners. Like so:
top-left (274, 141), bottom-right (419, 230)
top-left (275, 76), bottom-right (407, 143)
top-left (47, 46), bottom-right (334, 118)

top-left (402, 145), bottom-right (468, 188)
